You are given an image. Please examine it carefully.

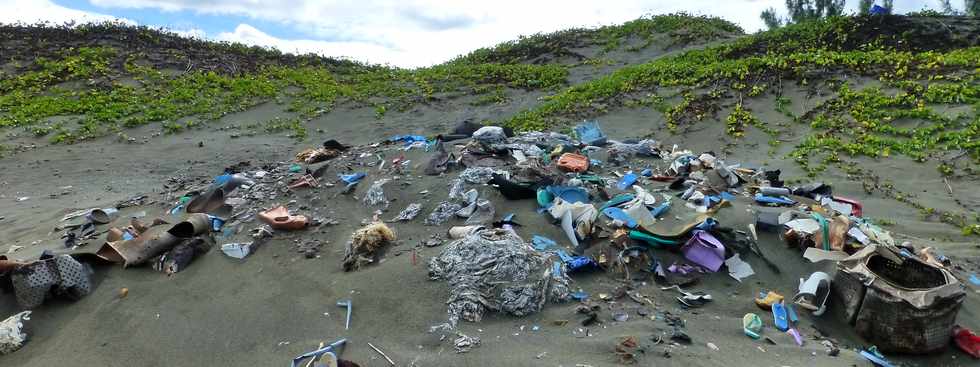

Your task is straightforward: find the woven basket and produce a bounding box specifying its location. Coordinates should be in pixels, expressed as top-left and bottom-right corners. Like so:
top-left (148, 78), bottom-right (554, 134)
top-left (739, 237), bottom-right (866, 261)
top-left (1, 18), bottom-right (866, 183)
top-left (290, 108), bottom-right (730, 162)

top-left (830, 263), bottom-right (867, 323)
top-left (833, 248), bottom-right (965, 354)
top-left (855, 284), bottom-right (962, 353)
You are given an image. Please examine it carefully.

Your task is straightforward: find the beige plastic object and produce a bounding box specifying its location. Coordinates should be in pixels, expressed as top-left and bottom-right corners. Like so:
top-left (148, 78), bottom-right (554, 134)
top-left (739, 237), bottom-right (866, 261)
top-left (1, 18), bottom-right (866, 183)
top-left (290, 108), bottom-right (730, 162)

top-left (258, 206), bottom-right (308, 230)
top-left (106, 228), bottom-right (125, 242)
top-left (448, 225), bottom-right (484, 239)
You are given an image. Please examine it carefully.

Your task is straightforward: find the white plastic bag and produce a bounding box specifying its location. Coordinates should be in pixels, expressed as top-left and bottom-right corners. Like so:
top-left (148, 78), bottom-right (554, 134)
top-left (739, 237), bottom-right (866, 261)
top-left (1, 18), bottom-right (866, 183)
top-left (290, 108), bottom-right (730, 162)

top-left (0, 311), bottom-right (31, 355)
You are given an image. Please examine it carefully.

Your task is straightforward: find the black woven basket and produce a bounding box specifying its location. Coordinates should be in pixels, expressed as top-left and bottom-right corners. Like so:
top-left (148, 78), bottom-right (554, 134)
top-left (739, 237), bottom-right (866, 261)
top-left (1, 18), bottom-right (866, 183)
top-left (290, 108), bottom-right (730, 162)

top-left (830, 264), bottom-right (867, 324)
top-left (851, 254), bottom-right (964, 354)
top-left (866, 254), bottom-right (947, 289)
top-left (855, 285), bottom-right (962, 353)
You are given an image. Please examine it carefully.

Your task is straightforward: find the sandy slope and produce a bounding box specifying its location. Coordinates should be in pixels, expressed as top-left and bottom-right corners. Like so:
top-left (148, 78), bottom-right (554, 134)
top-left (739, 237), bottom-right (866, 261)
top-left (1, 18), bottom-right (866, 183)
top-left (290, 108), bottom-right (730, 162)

top-left (1, 90), bottom-right (978, 367)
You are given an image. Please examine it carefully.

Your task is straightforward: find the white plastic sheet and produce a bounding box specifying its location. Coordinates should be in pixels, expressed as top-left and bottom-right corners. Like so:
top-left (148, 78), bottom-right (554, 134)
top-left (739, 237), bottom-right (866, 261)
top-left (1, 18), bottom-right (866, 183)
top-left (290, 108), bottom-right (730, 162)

top-left (0, 311), bottom-right (31, 355)
top-left (221, 242), bottom-right (252, 259)
top-left (724, 254), bottom-right (755, 282)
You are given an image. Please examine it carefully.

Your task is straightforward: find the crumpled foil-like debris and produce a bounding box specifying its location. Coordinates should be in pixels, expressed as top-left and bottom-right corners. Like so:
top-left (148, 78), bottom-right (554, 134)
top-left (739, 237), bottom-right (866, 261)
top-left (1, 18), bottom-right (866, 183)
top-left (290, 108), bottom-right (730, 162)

top-left (447, 179), bottom-right (467, 203)
top-left (459, 167), bottom-right (501, 184)
top-left (428, 229), bottom-right (571, 328)
top-left (508, 131), bottom-right (575, 147)
top-left (362, 179), bottom-right (390, 207)
top-left (607, 139), bottom-right (662, 165)
top-left (391, 203), bottom-right (422, 222)
top-left (464, 199), bottom-right (494, 225)
top-left (453, 333), bottom-right (481, 353)
top-left (425, 201), bottom-right (462, 226)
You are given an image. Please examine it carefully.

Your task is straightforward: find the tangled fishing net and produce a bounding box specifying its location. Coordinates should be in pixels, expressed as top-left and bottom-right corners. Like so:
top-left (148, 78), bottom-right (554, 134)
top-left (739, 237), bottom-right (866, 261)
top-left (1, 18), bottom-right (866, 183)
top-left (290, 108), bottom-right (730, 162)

top-left (428, 229), bottom-right (571, 328)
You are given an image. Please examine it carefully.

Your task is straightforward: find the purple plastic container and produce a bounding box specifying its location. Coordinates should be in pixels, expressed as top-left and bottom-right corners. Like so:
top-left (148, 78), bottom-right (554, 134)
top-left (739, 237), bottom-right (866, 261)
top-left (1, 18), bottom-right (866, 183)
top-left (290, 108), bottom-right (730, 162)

top-left (682, 230), bottom-right (726, 272)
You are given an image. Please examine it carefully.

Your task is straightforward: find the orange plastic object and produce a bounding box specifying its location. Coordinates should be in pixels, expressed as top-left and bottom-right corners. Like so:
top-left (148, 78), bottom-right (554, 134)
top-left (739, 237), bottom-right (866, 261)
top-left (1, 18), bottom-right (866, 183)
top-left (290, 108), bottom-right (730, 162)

top-left (754, 290), bottom-right (784, 310)
top-left (557, 153), bottom-right (589, 172)
top-left (0, 257), bottom-right (26, 273)
top-left (258, 206), bottom-right (308, 230)
top-left (288, 174), bottom-right (320, 190)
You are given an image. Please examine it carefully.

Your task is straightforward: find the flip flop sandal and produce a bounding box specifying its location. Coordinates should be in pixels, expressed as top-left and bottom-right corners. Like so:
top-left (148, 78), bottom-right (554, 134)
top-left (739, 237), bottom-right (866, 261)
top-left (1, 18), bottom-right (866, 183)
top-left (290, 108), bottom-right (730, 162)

top-left (629, 230), bottom-right (681, 247)
top-left (662, 285), bottom-right (712, 307)
top-left (743, 313), bottom-right (763, 339)
top-left (793, 271), bottom-right (831, 316)
top-left (754, 290), bottom-right (784, 310)
top-left (772, 301), bottom-right (789, 331)
top-left (676, 295), bottom-right (711, 308)
top-left (785, 303), bottom-right (799, 324)
top-left (860, 346), bottom-right (895, 367)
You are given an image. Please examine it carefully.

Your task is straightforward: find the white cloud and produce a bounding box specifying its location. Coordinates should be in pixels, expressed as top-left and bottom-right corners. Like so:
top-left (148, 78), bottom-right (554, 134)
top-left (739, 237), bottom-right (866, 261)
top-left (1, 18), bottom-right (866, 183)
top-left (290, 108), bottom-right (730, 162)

top-left (216, 24), bottom-right (412, 66)
top-left (0, 0), bottom-right (130, 25)
top-left (83, 0), bottom-right (790, 67)
top-left (172, 28), bottom-right (206, 39)
top-left (5, 1), bottom-right (965, 68)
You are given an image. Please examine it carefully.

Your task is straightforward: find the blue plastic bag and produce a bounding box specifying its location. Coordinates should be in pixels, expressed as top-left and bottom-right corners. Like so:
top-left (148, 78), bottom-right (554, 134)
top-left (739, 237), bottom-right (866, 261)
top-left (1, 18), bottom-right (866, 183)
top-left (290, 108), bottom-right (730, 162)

top-left (754, 193), bottom-right (796, 206)
top-left (339, 172), bottom-right (366, 185)
top-left (557, 249), bottom-right (596, 272)
top-left (617, 171), bottom-right (638, 190)
top-left (389, 135), bottom-right (427, 146)
top-left (532, 235), bottom-right (558, 251)
top-left (573, 120), bottom-right (607, 146)
top-left (566, 256), bottom-right (597, 271)
top-left (545, 186), bottom-right (589, 204)
top-left (213, 173), bottom-right (232, 186)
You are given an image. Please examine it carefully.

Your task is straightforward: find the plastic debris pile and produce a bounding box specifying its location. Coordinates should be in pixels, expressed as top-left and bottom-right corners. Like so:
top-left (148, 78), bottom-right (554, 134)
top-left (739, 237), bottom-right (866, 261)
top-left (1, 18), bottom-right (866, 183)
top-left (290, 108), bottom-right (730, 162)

top-left (428, 229), bottom-right (571, 328)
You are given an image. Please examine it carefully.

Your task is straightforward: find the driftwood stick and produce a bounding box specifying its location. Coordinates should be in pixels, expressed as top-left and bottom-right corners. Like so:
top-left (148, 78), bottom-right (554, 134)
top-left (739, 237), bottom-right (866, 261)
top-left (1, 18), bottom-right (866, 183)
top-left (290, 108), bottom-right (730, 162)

top-left (368, 342), bottom-right (395, 366)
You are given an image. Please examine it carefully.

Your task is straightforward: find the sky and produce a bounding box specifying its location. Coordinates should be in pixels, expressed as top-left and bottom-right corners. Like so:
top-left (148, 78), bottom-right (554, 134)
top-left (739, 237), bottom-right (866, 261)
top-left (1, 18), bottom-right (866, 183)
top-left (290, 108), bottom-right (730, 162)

top-left (0, 0), bottom-right (960, 68)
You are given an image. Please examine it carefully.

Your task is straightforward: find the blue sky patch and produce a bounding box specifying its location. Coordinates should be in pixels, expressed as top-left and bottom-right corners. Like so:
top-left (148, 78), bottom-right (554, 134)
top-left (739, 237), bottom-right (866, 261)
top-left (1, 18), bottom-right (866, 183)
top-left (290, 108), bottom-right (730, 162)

top-left (53, 0), bottom-right (305, 39)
